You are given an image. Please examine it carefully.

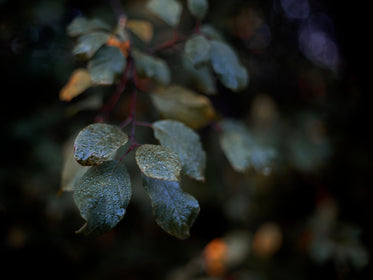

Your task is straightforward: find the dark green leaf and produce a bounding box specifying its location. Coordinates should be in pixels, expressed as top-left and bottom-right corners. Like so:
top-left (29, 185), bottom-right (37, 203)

top-left (146, 0), bottom-right (182, 26)
top-left (153, 120), bottom-right (206, 181)
top-left (72, 32), bottom-right (110, 60)
top-left (184, 35), bottom-right (211, 68)
top-left (187, 0), bottom-right (208, 19)
top-left (220, 119), bottom-right (254, 172)
top-left (150, 85), bottom-right (216, 129)
top-left (201, 24), bottom-right (224, 41)
top-left (132, 49), bottom-right (170, 85)
top-left (67, 17), bottom-right (111, 37)
top-left (251, 147), bottom-right (276, 175)
top-left (73, 160), bottom-right (132, 235)
top-left (88, 46), bottom-right (127, 85)
top-left (142, 175), bottom-right (199, 239)
top-left (74, 123), bottom-right (129, 166)
top-left (210, 40), bottom-right (249, 91)
top-left (135, 144), bottom-right (182, 181)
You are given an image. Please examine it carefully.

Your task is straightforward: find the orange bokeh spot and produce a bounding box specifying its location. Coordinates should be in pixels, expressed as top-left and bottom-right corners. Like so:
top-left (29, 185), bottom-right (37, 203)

top-left (203, 238), bottom-right (228, 277)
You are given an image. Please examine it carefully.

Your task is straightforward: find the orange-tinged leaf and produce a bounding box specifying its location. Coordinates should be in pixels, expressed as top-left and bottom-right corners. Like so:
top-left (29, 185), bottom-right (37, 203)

top-left (59, 69), bottom-right (93, 101)
top-left (106, 35), bottom-right (130, 57)
top-left (126, 20), bottom-right (154, 42)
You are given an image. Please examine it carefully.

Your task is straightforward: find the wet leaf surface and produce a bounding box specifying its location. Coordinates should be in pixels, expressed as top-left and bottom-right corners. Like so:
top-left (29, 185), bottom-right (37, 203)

top-left (74, 123), bottom-right (129, 166)
top-left (73, 160), bottom-right (132, 235)
top-left (142, 175), bottom-right (200, 239)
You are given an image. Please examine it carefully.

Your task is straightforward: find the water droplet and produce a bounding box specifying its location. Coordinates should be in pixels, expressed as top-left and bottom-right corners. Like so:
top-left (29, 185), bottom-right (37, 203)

top-left (117, 208), bottom-right (125, 217)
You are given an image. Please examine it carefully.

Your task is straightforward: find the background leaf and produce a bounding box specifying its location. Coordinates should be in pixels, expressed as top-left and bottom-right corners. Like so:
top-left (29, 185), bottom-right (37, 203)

top-left (135, 144), bottom-right (182, 181)
top-left (146, 0), bottom-right (182, 26)
top-left (59, 68), bottom-right (93, 101)
top-left (210, 40), bottom-right (249, 91)
top-left (132, 49), bottom-right (170, 85)
top-left (187, 0), bottom-right (208, 20)
top-left (184, 35), bottom-right (211, 68)
top-left (67, 17), bottom-right (111, 37)
top-left (72, 31), bottom-right (110, 60)
top-left (126, 20), bottom-right (154, 42)
top-left (88, 46), bottom-right (127, 85)
top-left (74, 123), bottom-right (129, 166)
top-left (142, 175), bottom-right (200, 239)
top-left (150, 85), bottom-right (216, 129)
top-left (73, 161), bottom-right (132, 235)
top-left (153, 120), bottom-right (206, 181)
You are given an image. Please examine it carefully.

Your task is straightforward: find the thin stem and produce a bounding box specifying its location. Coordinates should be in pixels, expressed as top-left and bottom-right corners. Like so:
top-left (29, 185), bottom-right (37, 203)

top-left (149, 30), bottom-right (187, 54)
top-left (135, 121), bottom-right (153, 128)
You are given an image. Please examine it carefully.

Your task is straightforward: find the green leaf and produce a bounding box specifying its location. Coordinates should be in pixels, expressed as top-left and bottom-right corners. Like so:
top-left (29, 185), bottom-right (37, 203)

top-left (73, 160), bottom-right (132, 235)
top-left (142, 175), bottom-right (200, 239)
top-left (72, 31), bottom-right (110, 60)
top-left (146, 0), bottom-right (182, 26)
top-left (184, 35), bottom-right (211, 68)
top-left (135, 144), bottom-right (182, 181)
top-left (150, 85), bottom-right (216, 129)
top-left (201, 24), bottom-right (224, 41)
top-left (153, 120), bottom-right (206, 181)
top-left (187, 0), bottom-right (208, 19)
top-left (132, 49), bottom-right (171, 85)
top-left (219, 119), bottom-right (254, 172)
top-left (88, 46), bottom-right (127, 85)
top-left (74, 123), bottom-right (129, 166)
top-left (251, 147), bottom-right (276, 175)
top-left (210, 40), bottom-right (249, 91)
top-left (67, 17), bottom-right (111, 37)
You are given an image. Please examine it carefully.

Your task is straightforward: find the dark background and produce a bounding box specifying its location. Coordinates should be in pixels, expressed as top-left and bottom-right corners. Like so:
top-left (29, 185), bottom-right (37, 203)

top-left (1, 0), bottom-right (371, 279)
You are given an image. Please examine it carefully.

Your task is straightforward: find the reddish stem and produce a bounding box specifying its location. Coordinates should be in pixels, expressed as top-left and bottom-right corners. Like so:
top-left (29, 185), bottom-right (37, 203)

top-left (150, 30), bottom-right (188, 54)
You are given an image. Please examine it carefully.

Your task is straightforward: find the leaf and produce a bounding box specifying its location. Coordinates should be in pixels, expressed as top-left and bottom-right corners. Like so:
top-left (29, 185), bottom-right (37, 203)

top-left (184, 35), bottom-right (211, 68)
top-left (150, 85), bottom-right (216, 129)
top-left (74, 123), bottom-right (129, 166)
top-left (182, 54), bottom-right (216, 95)
top-left (59, 69), bottom-right (93, 101)
top-left (73, 160), bottom-right (132, 235)
top-left (67, 17), bottom-right (111, 37)
top-left (72, 31), bottom-right (110, 60)
top-left (146, 0), bottom-right (182, 26)
top-left (88, 46), bottom-right (127, 85)
top-left (135, 144), bottom-right (182, 181)
top-left (201, 24), bottom-right (224, 41)
top-left (187, 0), bottom-right (208, 20)
top-left (153, 120), bottom-right (206, 181)
top-left (132, 49), bottom-right (170, 85)
top-left (219, 119), bottom-right (254, 172)
top-left (210, 40), bottom-right (249, 91)
top-left (142, 175), bottom-right (200, 239)
top-left (126, 20), bottom-right (154, 42)
top-left (251, 147), bottom-right (276, 175)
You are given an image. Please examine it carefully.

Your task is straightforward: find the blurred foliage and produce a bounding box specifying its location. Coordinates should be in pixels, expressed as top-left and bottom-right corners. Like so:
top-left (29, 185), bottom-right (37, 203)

top-left (1, 0), bottom-right (371, 279)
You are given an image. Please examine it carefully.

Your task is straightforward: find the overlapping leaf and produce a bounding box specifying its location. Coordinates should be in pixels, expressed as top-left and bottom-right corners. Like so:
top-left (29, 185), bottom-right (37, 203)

top-left (88, 46), bottom-right (127, 85)
top-left (187, 0), bottom-right (208, 20)
top-left (67, 17), bottom-right (111, 37)
top-left (72, 31), bottom-right (110, 60)
top-left (74, 123), bottom-right (129, 166)
top-left (59, 68), bottom-right (93, 101)
top-left (210, 40), bottom-right (249, 91)
top-left (146, 0), bottom-right (182, 26)
top-left (126, 20), bottom-right (154, 42)
top-left (150, 85), bottom-right (216, 129)
top-left (135, 144), bottom-right (182, 181)
top-left (142, 175), bottom-right (200, 239)
top-left (132, 49), bottom-right (170, 85)
top-left (73, 160), bottom-right (132, 235)
top-left (153, 120), bottom-right (206, 181)
top-left (184, 35), bottom-right (211, 68)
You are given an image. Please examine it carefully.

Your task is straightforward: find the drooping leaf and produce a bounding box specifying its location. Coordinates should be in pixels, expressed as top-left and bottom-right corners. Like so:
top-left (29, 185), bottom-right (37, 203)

top-left (73, 160), bottom-right (132, 235)
top-left (126, 20), bottom-right (154, 42)
top-left (182, 55), bottom-right (216, 95)
top-left (88, 46), bottom-right (126, 85)
top-left (72, 31), bottom-right (110, 60)
top-left (132, 49), bottom-right (170, 85)
top-left (67, 17), bottom-right (111, 37)
top-left (59, 68), bottom-right (93, 101)
top-left (184, 35), bottom-right (211, 68)
top-left (74, 123), bottom-right (129, 166)
top-left (187, 0), bottom-right (208, 20)
top-left (135, 144), bottom-right (182, 181)
top-left (219, 119), bottom-right (254, 172)
top-left (146, 0), bottom-right (182, 26)
top-left (150, 85), bottom-right (216, 129)
top-left (210, 40), bottom-right (249, 91)
top-left (142, 175), bottom-right (200, 239)
top-left (153, 120), bottom-right (206, 181)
